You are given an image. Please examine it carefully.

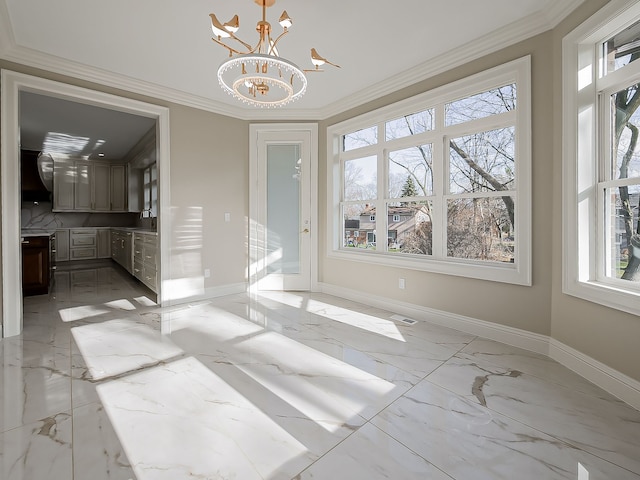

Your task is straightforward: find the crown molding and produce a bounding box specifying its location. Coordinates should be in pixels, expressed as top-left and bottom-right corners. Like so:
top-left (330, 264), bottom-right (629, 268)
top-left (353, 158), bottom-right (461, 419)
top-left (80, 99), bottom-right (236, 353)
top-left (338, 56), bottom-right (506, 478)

top-left (1, 0), bottom-right (585, 122)
top-left (316, 2), bottom-right (586, 120)
top-left (543, 0), bottom-right (588, 28)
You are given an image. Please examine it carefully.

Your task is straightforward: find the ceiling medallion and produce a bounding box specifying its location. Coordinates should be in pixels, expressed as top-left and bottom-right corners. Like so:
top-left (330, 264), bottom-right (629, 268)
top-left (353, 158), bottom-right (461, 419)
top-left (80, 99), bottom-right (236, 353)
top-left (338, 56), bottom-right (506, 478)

top-left (210, 0), bottom-right (340, 108)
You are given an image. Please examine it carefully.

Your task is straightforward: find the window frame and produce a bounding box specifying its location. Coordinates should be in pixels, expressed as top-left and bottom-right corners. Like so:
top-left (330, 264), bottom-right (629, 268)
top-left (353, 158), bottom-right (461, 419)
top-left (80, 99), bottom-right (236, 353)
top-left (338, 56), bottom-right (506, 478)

top-left (327, 57), bottom-right (531, 285)
top-left (143, 163), bottom-right (158, 218)
top-left (563, 0), bottom-right (640, 315)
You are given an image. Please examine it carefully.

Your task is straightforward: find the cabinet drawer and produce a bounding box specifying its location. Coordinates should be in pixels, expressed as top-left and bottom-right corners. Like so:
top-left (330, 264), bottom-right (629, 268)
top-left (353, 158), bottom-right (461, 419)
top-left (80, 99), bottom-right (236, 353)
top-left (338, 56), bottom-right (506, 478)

top-left (142, 235), bottom-right (157, 245)
top-left (143, 251), bottom-right (156, 264)
top-left (142, 268), bottom-right (157, 291)
top-left (71, 236), bottom-right (96, 247)
top-left (133, 260), bottom-right (144, 279)
top-left (133, 242), bottom-right (144, 261)
top-left (70, 247), bottom-right (97, 259)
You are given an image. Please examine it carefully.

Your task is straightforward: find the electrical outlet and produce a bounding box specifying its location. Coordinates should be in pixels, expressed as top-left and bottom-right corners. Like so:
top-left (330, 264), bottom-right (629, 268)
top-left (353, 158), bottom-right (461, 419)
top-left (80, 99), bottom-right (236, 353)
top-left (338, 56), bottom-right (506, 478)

top-left (399, 278), bottom-right (405, 289)
top-left (224, 212), bottom-right (231, 222)
top-left (204, 269), bottom-right (211, 278)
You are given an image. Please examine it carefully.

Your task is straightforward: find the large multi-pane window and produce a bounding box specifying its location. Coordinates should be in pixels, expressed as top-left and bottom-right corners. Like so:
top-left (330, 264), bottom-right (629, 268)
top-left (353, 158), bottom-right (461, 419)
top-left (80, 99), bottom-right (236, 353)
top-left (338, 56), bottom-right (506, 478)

top-left (564, 0), bottom-right (640, 314)
top-left (328, 58), bottom-right (531, 285)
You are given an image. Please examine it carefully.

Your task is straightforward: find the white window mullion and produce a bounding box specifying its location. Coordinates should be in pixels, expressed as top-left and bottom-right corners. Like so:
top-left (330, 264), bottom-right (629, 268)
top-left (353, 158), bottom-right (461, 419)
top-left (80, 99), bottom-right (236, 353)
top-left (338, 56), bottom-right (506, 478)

top-left (379, 145), bottom-right (388, 252)
top-left (430, 103), bottom-right (446, 259)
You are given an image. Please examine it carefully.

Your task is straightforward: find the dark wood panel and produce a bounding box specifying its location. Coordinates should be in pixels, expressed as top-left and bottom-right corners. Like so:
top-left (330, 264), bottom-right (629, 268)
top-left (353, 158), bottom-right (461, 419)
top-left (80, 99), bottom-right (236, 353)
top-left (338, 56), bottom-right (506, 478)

top-left (22, 236), bottom-right (50, 296)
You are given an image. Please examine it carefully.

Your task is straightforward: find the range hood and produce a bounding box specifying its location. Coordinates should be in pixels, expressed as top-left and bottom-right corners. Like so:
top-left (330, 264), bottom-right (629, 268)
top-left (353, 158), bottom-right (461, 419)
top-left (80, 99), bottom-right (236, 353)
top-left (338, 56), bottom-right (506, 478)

top-left (21, 149), bottom-right (53, 203)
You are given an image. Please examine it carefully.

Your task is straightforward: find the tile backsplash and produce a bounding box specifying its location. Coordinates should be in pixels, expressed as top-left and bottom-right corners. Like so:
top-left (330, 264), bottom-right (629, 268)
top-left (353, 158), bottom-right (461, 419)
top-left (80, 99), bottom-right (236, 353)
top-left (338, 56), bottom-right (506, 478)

top-left (21, 201), bottom-right (138, 230)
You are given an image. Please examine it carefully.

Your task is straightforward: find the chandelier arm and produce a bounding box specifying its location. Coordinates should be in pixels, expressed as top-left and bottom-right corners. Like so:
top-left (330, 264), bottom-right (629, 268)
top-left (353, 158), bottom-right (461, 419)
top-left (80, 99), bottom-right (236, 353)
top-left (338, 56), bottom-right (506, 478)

top-left (226, 31), bottom-right (256, 52)
top-left (211, 36), bottom-right (261, 56)
top-left (268, 30), bottom-right (289, 55)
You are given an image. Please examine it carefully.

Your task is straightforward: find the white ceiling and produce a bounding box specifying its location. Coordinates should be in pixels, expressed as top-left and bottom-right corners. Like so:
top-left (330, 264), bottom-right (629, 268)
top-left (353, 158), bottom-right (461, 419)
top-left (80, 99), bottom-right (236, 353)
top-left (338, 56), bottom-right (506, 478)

top-left (19, 91), bottom-right (156, 161)
top-left (1, 0), bottom-right (584, 122)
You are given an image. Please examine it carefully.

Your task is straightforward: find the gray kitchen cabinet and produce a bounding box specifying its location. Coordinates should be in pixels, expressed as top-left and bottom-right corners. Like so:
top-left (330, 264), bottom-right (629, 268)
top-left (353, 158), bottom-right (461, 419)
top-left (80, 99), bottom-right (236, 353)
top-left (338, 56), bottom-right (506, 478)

top-left (54, 159), bottom-right (128, 212)
top-left (97, 228), bottom-right (111, 259)
top-left (53, 159), bottom-right (75, 211)
top-left (69, 228), bottom-right (97, 260)
top-left (133, 232), bottom-right (157, 293)
top-left (111, 229), bottom-right (133, 273)
top-left (93, 163), bottom-right (111, 211)
top-left (110, 164), bottom-right (127, 211)
top-left (74, 161), bottom-right (92, 210)
top-left (55, 229), bottom-right (70, 262)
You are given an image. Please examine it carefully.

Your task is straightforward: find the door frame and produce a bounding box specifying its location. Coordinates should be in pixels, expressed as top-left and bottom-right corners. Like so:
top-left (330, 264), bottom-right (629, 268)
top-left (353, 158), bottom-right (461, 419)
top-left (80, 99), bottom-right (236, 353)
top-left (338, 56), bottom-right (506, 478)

top-left (1, 70), bottom-right (172, 337)
top-left (248, 123), bottom-right (318, 292)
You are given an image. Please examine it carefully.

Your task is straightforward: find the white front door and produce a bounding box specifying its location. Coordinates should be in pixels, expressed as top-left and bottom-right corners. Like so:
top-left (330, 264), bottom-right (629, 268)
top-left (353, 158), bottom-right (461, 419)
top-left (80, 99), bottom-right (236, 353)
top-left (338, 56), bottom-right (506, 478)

top-left (249, 124), bottom-right (317, 291)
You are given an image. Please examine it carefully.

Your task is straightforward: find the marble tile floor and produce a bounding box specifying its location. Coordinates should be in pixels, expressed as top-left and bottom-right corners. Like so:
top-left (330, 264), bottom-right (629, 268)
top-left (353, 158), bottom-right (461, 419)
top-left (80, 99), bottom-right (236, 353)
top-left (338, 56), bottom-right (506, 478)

top-left (1, 264), bottom-right (640, 479)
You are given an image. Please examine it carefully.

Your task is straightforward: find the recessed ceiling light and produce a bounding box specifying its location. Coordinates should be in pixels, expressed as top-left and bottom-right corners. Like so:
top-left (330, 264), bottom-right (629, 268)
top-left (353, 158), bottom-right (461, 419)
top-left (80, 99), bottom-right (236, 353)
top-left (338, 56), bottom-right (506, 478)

top-left (98, 153), bottom-right (105, 157)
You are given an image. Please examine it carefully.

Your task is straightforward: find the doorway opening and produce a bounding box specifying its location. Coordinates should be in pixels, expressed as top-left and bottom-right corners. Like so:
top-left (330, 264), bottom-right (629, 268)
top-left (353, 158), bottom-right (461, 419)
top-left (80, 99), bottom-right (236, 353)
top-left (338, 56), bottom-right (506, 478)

top-left (1, 70), bottom-right (171, 338)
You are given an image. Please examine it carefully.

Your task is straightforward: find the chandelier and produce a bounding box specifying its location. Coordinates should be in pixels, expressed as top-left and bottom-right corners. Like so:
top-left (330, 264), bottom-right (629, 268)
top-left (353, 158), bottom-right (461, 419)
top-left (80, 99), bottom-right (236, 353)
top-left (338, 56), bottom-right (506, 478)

top-left (209, 0), bottom-right (340, 108)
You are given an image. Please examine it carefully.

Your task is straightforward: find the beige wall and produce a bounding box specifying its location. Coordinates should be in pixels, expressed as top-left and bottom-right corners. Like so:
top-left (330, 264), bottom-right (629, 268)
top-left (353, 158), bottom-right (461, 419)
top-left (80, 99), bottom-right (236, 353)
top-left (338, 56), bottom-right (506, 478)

top-left (550, 1), bottom-right (640, 381)
top-left (167, 105), bottom-right (248, 299)
top-left (0, 60), bottom-right (249, 305)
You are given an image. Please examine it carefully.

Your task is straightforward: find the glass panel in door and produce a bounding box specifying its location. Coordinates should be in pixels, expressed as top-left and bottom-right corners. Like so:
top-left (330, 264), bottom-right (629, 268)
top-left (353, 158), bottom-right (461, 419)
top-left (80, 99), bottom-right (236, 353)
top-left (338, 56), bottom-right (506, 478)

top-left (266, 144), bottom-right (301, 275)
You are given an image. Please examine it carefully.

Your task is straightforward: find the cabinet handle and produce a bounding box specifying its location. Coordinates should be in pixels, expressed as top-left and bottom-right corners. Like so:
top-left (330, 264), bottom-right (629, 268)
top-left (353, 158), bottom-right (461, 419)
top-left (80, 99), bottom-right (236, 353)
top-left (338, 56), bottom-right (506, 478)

top-left (21, 240), bottom-right (30, 244)
top-left (146, 255), bottom-right (153, 259)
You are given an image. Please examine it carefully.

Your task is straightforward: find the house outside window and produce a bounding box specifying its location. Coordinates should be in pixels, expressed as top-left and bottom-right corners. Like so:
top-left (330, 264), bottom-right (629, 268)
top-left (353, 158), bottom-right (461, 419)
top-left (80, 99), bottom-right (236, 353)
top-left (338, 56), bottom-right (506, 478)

top-left (563, 0), bottom-right (640, 315)
top-left (328, 58), bottom-right (531, 285)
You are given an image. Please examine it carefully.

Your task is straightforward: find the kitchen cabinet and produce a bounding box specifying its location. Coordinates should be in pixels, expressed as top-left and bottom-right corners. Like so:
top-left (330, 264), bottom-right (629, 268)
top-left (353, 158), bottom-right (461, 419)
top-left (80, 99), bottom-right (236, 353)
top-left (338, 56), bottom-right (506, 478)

top-left (70, 229), bottom-right (97, 260)
top-left (74, 161), bottom-right (92, 210)
top-left (22, 235), bottom-right (50, 296)
top-left (97, 228), bottom-right (111, 259)
top-left (56, 228), bottom-right (109, 261)
top-left (53, 159), bottom-right (127, 212)
top-left (55, 229), bottom-right (70, 262)
top-left (111, 229), bottom-right (133, 273)
top-left (75, 161), bottom-right (110, 211)
top-left (93, 163), bottom-right (111, 211)
top-left (133, 232), bottom-right (157, 293)
top-left (110, 165), bottom-right (127, 211)
top-left (53, 159), bottom-right (75, 211)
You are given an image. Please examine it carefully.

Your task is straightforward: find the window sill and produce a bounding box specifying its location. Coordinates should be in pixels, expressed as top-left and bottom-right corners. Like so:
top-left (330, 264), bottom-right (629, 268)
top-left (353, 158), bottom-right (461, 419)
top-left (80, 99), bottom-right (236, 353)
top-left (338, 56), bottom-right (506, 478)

top-left (563, 278), bottom-right (640, 317)
top-left (328, 248), bottom-right (531, 286)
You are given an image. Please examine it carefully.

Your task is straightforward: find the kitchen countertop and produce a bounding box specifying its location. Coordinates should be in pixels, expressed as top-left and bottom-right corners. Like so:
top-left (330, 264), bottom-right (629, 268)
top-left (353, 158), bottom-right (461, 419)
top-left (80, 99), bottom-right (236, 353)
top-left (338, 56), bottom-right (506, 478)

top-left (21, 229), bottom-right (55, 237)
top-left (111, 227), bottom-right (157, 235)
top-left (23, 227), bottom-right (157, 235)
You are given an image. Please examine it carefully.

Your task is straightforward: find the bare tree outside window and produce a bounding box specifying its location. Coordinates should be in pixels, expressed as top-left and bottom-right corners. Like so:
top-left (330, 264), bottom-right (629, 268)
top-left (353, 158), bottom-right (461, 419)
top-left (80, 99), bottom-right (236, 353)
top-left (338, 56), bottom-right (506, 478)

top-left (340, 82), bottom-right (518, 264)
top-left (610, 81), bottom-right (640, 280)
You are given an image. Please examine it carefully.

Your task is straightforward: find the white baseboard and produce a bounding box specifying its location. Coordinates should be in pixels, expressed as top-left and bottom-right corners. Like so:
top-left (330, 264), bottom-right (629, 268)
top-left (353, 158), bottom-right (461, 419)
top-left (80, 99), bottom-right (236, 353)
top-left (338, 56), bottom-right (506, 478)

top-left (549, 339), bottom-right (640, 411)
top-left (319, 283), bottom-right (549, 355)
top-left (166, 282), bottom-right (247, 306)
top-left (319, 282), bottom-right (640, 411)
